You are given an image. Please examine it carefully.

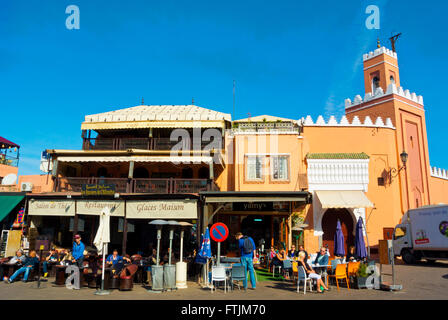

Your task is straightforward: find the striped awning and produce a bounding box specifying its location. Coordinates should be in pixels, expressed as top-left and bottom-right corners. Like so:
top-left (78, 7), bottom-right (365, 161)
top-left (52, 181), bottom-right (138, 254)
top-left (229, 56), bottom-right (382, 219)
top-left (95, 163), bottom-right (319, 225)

top-left (316, 190), bottom-right (374, 209)
top-left (57, 155), bottom-right (215, 163)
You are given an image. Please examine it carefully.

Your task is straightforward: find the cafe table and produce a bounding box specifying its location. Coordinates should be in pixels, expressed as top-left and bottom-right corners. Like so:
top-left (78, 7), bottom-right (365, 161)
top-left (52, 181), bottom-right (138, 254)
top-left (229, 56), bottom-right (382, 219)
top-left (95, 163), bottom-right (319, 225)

top-left (53, 265), bottom-right (68, 286)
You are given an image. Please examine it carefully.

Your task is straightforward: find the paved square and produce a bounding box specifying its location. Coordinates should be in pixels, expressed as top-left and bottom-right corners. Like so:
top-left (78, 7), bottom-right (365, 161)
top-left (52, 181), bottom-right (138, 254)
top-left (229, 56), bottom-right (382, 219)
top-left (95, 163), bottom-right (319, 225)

top-left (0, 260), bottom-right (446, 300)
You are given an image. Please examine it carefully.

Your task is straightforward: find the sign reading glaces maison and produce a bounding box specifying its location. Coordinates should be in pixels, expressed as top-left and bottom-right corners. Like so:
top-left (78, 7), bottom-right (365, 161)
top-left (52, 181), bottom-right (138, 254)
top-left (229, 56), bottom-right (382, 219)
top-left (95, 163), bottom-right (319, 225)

top-left (126, 200), bottom-right (197, 219)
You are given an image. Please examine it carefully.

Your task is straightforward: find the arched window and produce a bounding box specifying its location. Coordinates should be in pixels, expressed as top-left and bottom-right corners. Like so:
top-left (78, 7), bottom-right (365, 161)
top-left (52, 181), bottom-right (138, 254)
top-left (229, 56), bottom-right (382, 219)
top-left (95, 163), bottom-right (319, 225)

top-left (97, 167), bottom-right (108, 177)
top-left (134, 167), bottom-right (149, 179)
top-left (390, 75), bottom-right (395, 84)
top-left (181, 167), bottom-right (193, 179)
top-left (372, 76), bottom-right (380, 91)
top-left (198, 167), bottom-right (210, 179)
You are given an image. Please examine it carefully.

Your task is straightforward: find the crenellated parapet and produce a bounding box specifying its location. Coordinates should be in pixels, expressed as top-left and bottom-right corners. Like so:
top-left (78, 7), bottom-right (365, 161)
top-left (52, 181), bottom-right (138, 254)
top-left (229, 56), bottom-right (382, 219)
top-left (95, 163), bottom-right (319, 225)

top-left (301, 115), bottom-right (395, 129)
top-left (363, 46), bottom-right (397, 61)
top-left (345, 83), bottom-right (424, 109)
top-left (431, 166), bottom-right (448, 180)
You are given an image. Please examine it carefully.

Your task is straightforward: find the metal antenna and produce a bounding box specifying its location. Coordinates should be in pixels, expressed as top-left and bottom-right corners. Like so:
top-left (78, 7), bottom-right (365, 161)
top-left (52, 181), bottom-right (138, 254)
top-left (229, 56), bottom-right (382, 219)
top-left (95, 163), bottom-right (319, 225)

top-left (389, 33), bottom-right (402, 52)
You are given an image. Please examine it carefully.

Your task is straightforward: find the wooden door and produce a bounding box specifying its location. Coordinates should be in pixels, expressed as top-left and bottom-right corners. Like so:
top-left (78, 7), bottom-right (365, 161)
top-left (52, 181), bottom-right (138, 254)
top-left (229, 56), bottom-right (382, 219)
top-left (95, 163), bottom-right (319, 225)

top-left (322, 209), bottom-right (354, 257)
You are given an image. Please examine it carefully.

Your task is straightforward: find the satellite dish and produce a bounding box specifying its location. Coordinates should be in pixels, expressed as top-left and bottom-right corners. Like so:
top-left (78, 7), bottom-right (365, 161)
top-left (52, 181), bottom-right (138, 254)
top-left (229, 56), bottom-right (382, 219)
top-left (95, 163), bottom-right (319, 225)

top-left (1, 173), bottom-right (17, 185)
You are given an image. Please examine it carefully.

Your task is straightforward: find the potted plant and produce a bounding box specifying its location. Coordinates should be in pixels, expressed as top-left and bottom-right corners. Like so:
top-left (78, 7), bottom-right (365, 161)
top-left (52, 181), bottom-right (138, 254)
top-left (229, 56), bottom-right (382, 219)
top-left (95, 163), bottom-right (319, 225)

top-left (355, 262), bottom-right (373, 289)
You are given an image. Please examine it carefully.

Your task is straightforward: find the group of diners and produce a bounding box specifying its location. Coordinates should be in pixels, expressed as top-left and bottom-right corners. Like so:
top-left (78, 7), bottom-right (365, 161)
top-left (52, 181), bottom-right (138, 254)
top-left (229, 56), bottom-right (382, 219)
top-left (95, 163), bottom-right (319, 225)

top-left (268, 244), bottom-right (363, 293)
top-left (0, 234), bottom-right (187, 285)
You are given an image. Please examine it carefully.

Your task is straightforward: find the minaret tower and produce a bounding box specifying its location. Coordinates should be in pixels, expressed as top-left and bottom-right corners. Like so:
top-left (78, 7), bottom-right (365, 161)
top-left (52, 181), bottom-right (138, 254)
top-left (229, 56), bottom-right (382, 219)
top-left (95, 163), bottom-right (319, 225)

top-left (345, 45), bottom-right (431, 213)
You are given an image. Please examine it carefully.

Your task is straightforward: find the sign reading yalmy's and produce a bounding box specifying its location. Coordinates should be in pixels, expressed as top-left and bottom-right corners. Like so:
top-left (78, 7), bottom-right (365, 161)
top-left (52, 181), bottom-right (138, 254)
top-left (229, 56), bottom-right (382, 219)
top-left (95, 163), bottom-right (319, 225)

top-left (232, 202), bottom-right (289, 212)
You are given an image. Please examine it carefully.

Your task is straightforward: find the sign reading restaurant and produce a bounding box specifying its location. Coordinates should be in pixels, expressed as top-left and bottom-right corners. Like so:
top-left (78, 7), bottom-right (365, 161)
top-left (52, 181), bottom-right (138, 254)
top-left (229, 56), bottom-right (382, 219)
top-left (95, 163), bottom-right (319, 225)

top-left (126, 200), bottom-right (198, 219)
top-left (77, 200), bottom-right (125, 216)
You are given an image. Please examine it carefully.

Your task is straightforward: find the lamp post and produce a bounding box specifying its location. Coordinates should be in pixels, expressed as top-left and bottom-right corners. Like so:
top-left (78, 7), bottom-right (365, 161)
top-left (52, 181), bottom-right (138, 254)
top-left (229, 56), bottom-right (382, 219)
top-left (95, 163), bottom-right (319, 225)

top-left (388, 151), bottom-right (408, 182)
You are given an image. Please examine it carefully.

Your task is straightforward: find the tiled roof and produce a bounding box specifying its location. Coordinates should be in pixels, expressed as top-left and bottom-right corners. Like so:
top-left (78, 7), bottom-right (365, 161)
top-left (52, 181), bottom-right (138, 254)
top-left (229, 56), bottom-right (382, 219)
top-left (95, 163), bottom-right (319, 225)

top-left (84, 105), bottom-right (231, 123)
top-left (306, 152), bottom-right (370, 160)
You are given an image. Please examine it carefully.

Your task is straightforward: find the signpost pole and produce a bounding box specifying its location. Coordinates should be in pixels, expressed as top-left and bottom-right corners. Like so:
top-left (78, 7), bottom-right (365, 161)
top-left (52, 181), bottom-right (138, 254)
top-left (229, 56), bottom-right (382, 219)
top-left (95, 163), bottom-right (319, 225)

top-left (210, 222), bottom-right (229, 268)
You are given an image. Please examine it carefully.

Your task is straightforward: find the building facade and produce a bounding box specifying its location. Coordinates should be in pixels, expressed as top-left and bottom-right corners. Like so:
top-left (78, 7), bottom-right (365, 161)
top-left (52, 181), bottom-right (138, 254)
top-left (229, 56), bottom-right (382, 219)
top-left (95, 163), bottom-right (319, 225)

top-left (4, 45), bottom-right (448, 258)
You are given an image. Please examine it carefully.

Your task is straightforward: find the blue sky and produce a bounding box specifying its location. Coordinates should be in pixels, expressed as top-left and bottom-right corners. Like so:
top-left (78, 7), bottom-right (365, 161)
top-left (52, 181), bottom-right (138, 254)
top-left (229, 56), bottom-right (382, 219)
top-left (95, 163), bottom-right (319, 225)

top-left (1, 0), bottom-right (447, 175)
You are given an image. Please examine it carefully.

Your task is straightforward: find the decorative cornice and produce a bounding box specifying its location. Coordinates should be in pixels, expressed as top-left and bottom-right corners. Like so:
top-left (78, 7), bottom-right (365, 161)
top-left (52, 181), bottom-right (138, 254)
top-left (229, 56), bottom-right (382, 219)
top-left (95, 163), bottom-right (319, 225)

top-left (363, 46), bottom-right (397, 62)
top-left (431, 166), bottom-right (448, 180)
top-left (345, 83), bottom-right (424, 109)
top-left (302, 115), bottom-right (395, 129)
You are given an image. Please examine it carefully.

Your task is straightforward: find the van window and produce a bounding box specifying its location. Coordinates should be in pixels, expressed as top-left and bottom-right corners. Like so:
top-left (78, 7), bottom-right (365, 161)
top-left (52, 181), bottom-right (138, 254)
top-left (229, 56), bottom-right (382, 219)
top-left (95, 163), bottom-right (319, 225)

top-left (394, 226), bottom-right (406, 240)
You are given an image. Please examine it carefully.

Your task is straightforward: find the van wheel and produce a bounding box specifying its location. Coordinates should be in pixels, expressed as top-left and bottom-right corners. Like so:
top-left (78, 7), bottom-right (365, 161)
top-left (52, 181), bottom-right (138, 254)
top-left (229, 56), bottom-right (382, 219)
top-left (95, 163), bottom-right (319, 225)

top-left (401, 250), bottom-right (415, 264)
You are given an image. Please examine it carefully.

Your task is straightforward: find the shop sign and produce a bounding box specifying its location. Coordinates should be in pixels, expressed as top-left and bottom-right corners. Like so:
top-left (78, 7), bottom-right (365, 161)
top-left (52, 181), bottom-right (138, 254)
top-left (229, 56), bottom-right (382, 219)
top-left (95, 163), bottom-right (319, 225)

top-left (76, 200), bottom-right (125, 217)
top-left (81, 184), bottom-right (115, 196)
top-left (126, 200), bottom-right (197, 219)
top-left (232, 202), bottom-right (289, 212)
top-left (28, 200), bottom-right (75, 216)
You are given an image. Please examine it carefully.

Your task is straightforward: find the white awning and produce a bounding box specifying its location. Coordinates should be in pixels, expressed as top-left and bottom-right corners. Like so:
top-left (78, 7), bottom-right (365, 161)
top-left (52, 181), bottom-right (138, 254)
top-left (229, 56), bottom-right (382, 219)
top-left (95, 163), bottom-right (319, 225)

top-left (315, 190), bottom-right (374, 209)
top-left (57, 155), bottom-right (214, 163)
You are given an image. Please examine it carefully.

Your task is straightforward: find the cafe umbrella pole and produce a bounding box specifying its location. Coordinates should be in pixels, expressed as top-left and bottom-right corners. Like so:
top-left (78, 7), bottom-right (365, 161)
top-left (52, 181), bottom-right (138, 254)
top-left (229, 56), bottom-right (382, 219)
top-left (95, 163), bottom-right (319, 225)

top-left (176, 222), bottom-right (192, 289)
top-left (94, 207), bottom-right (111, 296)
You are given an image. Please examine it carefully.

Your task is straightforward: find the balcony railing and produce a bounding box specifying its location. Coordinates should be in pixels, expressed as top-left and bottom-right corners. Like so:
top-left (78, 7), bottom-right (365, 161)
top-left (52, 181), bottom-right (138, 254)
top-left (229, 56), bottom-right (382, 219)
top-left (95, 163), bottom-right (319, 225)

top-left (55, 177), bottom-right (214, 194)
top-left (82, 137), bottom-right (221, 151)
top-left (0, 155), bottom-right (19, 167)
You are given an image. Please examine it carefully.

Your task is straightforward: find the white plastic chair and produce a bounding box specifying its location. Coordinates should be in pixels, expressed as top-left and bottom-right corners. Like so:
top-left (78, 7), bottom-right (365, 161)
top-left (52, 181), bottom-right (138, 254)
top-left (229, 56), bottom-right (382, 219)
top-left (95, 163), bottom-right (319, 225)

top-left (211, 266), bottom-right (227, 293)
top-left (297, 266), bottom-right (313, 294)
top-left (273, 264), bottom-right (282, 278)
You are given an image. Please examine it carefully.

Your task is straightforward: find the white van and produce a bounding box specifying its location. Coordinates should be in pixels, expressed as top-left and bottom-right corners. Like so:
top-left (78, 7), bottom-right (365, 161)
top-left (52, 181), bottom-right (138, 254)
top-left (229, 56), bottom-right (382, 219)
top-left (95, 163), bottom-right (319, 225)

top-left (393, 204), bottom-right (448, 264)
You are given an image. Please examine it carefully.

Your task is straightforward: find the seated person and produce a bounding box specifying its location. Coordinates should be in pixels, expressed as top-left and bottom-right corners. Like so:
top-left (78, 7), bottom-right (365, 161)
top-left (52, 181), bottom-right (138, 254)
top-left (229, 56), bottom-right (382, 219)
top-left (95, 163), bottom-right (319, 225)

top-left (106, 249), bottom-right (131, 275)
top-left (162, 248), bottom-right (176, 265)
top-left (149, 248), bottom-right (158, 265)
top-left (288, 245), bottom-right (298, 259)
top-left (268, 246), bottom-right (278, 271)
top-left (313, 247), bottom-right (330, 275)
top-left (298, 245), bottom-right (309, 260)
top-left (6, 251), bottom-right (39, 283)
top-left (43, 248), bottom-right (59, 278)
top-left (313, 247), bottom-right (330, 266)
top-left (297, 251), bottom-right (329, 293)
top-left (142, 248), bottom-right (158, 284)
top-left (0, 250), bottom-right (26, 281)
top-left (275, 248), bottom-right (292, 280)
top-left (346, 246), bottom-right (356, 262)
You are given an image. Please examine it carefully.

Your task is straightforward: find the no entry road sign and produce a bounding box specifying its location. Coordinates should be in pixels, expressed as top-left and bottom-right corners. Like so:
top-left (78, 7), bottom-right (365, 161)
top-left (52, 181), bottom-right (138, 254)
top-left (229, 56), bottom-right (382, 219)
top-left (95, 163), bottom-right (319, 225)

top-left (210, 222), bottom-right (229, 242)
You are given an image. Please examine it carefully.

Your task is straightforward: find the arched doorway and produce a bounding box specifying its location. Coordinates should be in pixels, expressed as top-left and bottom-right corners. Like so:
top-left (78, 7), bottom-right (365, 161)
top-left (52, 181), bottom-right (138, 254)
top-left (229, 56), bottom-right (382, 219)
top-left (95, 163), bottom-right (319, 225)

top-left (97, 167), bottom-right (108, 177)
top-left (181, 167), bottom-right (193, 179)
top-left (322, 209), bottom-right (354, 257)
top-left (134, 167), bottom-right (149, 179)
top-left (198, 167), bottom-right (209, 179)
